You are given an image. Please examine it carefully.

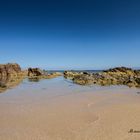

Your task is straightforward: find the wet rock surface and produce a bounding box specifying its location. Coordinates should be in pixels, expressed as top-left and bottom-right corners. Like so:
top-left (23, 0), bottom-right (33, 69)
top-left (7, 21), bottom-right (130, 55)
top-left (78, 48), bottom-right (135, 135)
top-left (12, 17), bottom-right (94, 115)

top-left (1, 64), bottom-right (140, 93)
top-left (64, 71), bottom-right (84, 79)
top-left (0, 64), bottom-right (63, 92)
top-left (64, 67), bottom-right (140, 87)
top-left (0, 63), bottom-right (26, 92)
top-left (28, 68), bottom-right (62, 81)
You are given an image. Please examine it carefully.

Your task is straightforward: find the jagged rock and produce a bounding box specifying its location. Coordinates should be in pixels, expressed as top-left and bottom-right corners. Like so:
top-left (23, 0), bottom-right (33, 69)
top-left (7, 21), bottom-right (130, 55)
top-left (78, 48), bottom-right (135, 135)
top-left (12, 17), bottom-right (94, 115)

top-left (0, 63), bottom-right (25, 93)
top-left (28, 68), bottom-right (45, 77)
top-left (0, 63), bottom-right (20, 82)
top-left (104, 67), bottom-right (133, 73)
top-left (73, 75), bottom-right (95, 85)
top-left (0, 63), bottom-right (21, 82)
top-left (28, 68), bottom-right (62, 81)
top-left (134, 70), bottom-right (140, 77)
top-left (66, 67), bottom-right (140, 88)
top-left (64, 71), bottom-right (82, 79)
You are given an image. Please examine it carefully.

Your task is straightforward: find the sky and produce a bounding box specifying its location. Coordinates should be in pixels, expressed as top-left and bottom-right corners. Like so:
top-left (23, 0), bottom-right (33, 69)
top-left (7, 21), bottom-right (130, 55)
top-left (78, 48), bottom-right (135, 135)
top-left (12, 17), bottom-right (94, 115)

top-left (0, 0), bottom-right (140, 70)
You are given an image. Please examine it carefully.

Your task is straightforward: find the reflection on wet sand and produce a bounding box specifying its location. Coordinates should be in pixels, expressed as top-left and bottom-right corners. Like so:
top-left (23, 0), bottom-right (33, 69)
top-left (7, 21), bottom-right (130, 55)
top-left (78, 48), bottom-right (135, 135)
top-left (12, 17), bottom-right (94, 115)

top-left (0, 77), bottom-right (140, 140)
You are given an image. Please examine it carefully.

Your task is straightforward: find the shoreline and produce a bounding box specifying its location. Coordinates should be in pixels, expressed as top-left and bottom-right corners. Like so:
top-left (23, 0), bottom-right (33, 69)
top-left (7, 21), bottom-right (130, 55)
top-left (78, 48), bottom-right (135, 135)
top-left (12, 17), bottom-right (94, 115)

top-left (1, 63), bottom-right (140, 93)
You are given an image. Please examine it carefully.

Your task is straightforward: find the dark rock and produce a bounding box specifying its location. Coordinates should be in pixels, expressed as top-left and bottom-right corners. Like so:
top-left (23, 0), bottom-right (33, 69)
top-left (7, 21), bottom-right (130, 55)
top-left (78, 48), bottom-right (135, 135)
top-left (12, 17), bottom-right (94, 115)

top-left (136, 78), bottom-right (140, 84)
top-left (28, 68), bottom-right (45, 76)
top-left (0, 81), bottom-right (7, 88)
top-left (104, 67), bottom-right (133, 73)
top-left (83, 72), bottom-right (89, 75)
top-left (28, 68), bottom-right (62, 80)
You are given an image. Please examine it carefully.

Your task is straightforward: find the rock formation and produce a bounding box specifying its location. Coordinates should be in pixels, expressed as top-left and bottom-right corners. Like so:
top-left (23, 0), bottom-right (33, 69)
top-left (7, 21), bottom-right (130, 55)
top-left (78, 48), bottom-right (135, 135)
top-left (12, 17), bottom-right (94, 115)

top-left (0, 64), bottom-right (62, 92)
top-left (1, 64), bottom-right (140, 93)
top-left (28, 68), bottom-right (62, 81)
top-left (28, 68), bottom-right (45, 77)
top-left (64, 67), bottom-right (140, 87)
top-left (64, 71), bottom-right (83, 79)
top-left (0, 63), bottom-right (26, 92)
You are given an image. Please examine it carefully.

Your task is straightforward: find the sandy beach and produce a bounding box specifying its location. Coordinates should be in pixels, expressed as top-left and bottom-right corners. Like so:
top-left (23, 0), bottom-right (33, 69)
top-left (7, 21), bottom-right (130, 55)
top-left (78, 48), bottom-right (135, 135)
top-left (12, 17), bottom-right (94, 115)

top-left (1, 0), bottom-right (140, 139)
top-left (0, 77), bottom-right (140, 140)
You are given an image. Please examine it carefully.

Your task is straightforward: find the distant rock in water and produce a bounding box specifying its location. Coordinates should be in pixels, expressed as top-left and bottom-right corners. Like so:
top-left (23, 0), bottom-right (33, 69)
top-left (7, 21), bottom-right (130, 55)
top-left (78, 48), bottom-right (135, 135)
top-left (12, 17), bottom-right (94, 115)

top-left (0, 63), bottom-right (26, 92)
top-left (64, 67), bottom-right (140, 88)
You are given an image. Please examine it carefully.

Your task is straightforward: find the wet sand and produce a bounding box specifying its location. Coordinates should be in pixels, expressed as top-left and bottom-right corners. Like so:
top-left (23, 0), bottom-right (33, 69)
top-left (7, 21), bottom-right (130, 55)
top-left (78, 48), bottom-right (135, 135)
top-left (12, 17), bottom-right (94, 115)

top-left (0, 77), bottom-right (140, 140)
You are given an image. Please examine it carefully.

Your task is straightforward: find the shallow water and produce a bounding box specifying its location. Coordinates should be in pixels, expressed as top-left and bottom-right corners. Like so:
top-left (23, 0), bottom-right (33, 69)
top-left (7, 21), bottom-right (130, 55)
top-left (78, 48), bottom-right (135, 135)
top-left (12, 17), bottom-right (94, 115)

top-left (0, 77), bottom-right (140, 140)
top-left (0, 77), bottom-right (134, 103)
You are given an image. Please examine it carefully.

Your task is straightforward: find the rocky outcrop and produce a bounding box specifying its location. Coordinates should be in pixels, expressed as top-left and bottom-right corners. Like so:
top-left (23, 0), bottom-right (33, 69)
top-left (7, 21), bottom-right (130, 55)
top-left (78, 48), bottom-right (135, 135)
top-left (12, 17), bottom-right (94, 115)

top-left (28, 68), bottom-right (62, 81)
top-left (28, 68), bottom-right (45, 77)
top-left (64, 67), bottom-right (140, 87)
top-left (0, 63), bottom-right (26, 92)
top-left (0, 63), bottom-right (21, 80)
top-left (64, 71), bottom-right (84, 79)
top-left (103, 67), bottom-right (133, 73)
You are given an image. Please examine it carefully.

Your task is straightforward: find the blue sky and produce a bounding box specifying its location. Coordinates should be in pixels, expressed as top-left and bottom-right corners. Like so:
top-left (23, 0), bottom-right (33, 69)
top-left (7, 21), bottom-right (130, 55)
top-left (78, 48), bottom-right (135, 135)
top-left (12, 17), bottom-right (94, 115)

top-left (0, 0), bottom-right (140, 69)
